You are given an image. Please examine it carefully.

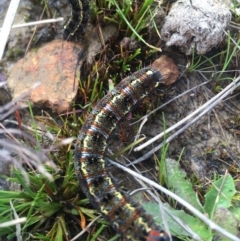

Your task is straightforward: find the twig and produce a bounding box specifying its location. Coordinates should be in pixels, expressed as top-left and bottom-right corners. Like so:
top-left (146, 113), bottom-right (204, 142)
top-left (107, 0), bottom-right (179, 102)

top-left (0, 217), bottom-right (26, 228)
top-left (129, 167), bottom-right (202, 241)
top-left (70, 216), bottom-right (101, 241)
top-left (132, 76), bottom-right (240, 165)
top-left (0, 18), bottom-right (63, 31)
top-left (10, 200), bottom-right (22, 241)
top-left (0, 0), bottom-right (21, 60)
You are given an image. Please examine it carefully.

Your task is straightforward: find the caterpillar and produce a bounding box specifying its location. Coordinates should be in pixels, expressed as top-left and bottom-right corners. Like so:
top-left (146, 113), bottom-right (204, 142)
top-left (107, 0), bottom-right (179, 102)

top-left (63, 0), bottom-right (90, 40)
top-left (74, 67), bottom-right (170, 241)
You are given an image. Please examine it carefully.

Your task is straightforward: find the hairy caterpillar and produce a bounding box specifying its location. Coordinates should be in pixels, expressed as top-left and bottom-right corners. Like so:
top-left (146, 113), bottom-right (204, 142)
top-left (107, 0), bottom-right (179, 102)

top-left (74, 67), bottom-right (170, 241)
top-left (63, 0), bottom-right (90, 40)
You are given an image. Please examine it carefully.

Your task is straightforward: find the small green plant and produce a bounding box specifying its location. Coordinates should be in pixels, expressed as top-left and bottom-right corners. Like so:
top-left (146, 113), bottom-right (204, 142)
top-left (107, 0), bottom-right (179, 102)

top-left (187, 30), bottom-right (240, 84)
top-left (114, 48), bottom-right (141, 73)
top-left (92, 0), bottom-right (160, 51)
top-left (99, 0), bottom-right (155, 34)
top-left (230, 0), bottom-right (240, 21)
top-left (0, 152), bottom-right (100, 240)
top-left (150, 158), bottom-right (238, 241)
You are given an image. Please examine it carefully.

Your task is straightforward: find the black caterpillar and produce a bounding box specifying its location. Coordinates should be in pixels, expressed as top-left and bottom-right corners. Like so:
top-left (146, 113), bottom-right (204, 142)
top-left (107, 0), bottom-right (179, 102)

top-left (64, 0), bottom-right (170, 239)
top-left (63, 0), bottom-right (90, 40)
top-left (74, 67), bottom-right (170, 241)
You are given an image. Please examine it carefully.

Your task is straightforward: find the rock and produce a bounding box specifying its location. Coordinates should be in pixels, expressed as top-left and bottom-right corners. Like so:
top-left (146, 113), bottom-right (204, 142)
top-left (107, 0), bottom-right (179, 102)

top-left (151, 55), bottom-right (179, 85)
top-left (7, 40), bottom-right (83, 114)
top-left (161, 0), bottom-right (231, 55)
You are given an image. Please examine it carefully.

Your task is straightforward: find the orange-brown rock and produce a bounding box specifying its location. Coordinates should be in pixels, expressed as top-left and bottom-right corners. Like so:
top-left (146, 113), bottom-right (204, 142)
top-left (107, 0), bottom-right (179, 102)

top-left (151, 55), bottom-right (179, 85)
top-left (8, 40), bottom-right (83, 114)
